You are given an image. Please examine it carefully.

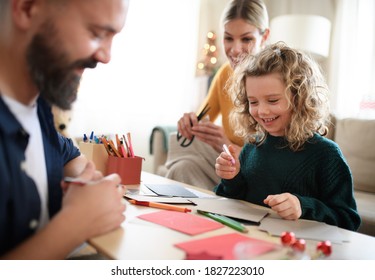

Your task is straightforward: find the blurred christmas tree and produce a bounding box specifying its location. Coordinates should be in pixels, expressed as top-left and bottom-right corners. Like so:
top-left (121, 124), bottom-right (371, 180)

top-left (197, 31), bottom-right (219, 76)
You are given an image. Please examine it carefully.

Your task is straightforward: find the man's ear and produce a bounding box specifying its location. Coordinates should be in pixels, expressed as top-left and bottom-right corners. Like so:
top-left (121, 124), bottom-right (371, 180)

top-left (11, 0), bottom-right (40, 30)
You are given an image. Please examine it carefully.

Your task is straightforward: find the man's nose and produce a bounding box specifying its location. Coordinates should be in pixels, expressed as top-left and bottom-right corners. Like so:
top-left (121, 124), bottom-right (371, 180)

top-left (94, 43), bottom-right (112, 64)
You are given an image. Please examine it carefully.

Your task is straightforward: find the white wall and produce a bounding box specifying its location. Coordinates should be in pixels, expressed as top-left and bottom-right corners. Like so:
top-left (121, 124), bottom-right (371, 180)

top-left (196, 0), bottom-right (229, 67)
top-left (69, 0), bottom-right (202, 172)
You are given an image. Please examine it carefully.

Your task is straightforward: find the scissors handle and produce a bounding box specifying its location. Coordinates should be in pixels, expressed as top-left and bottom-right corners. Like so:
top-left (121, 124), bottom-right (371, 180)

top-left (176, 132), bottom-right (194, 147)
top-left (177, 104), bottom-right (211, 148)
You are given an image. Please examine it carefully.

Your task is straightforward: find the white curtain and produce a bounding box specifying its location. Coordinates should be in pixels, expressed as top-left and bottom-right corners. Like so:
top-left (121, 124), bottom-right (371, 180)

top-left (329, 0), bottom-right (375, 119)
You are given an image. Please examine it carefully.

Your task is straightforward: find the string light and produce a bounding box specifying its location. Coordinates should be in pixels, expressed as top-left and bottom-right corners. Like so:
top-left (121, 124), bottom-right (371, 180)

top-left (197, 31), bottom-right (219, 76)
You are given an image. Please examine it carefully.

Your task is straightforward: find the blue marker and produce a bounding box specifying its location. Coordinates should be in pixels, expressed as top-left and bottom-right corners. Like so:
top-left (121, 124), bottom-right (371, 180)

top-left (89, 131), bottom-right (94, 143)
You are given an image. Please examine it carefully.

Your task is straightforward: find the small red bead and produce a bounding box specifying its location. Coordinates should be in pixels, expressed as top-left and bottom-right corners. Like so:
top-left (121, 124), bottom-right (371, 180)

top-left (281, 231), bottom-right (296, 246)
top-left (291, 239), bottom-right (306, 252)
top-left (316, 240), bottom-right (332, 256)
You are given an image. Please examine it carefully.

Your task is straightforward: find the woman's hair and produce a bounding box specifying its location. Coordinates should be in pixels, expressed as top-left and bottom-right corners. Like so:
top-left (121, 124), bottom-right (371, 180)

top-left (221, 0), bottom-right (269, 34)
top-left (229, 41), bottom-right (330, 151)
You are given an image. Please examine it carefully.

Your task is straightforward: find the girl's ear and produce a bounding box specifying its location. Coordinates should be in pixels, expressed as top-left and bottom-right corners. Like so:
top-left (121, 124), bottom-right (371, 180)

top-left (11, 0), bottom-right (40, 30)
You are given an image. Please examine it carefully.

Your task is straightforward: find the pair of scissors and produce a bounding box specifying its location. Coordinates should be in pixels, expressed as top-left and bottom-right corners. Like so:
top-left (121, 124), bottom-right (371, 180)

top-left (177, 104), bottom-right (211, 147)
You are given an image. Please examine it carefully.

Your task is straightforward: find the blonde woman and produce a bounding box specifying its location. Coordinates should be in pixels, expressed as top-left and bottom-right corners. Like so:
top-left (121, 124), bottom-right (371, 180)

top-left (165, 0), bottom-right (270, 190)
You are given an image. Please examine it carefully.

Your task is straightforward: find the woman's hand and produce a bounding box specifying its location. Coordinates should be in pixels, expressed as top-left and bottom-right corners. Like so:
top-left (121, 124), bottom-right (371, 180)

top-left (177, 112), bottom-right (199, 140)
top-left (191, 121), bottom-right (233, 153)
top-left (215, 144), bottom-right (240, 179)
top-left (263, 193), bottom-right (302, 220)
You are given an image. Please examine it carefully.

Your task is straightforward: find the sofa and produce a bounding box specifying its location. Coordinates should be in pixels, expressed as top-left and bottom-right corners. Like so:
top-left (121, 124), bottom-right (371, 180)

top-left (326, 116), bottom-right (375, 236)
top-left (149, 126), bottom-right (177, 176)
top-left (149, 117), bottom-right (375, 236)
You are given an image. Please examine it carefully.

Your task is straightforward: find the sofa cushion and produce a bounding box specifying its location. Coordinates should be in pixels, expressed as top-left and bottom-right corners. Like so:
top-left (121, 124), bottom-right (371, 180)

top-left (354, 190), bottom-right (375, 236)
top-left (334, 118), bottom-right (375, 193)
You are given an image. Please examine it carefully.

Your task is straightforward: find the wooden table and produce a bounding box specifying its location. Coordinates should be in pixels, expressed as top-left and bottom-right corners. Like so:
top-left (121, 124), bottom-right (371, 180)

top-left (89, 172), bottom-right (375, 260)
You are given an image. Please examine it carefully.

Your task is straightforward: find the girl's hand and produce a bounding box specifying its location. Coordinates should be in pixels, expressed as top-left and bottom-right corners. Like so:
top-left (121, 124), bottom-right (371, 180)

top-left (215, 144), bottom-right (240, 179)
top-left (263, 193), bottom-right (302, 220)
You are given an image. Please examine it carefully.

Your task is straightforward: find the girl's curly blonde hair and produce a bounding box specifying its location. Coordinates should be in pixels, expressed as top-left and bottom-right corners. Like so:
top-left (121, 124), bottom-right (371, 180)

top-left (229, 41), bottom-right (330, 151)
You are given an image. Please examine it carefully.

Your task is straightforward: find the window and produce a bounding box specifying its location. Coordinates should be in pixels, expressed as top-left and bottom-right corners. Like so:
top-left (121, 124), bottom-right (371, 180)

top-left (329, 0), bottom-right (375, 119)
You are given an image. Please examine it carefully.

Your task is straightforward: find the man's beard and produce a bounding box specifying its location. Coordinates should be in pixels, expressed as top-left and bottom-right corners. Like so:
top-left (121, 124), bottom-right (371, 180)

top-left (26, 20), bottom-right (97, 110)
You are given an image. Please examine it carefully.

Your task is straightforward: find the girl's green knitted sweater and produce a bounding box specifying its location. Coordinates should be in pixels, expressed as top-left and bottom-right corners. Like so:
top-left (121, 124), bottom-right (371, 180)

top-left (214, 134), bottom-right (361, 231)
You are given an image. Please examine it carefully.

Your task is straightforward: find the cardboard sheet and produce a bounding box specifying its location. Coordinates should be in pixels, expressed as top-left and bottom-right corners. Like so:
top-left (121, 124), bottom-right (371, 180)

top-left (258, 216), bottom-right (349, 244)
top-left (190, 197), bottom-right (269, 224)
top-left (145, 184), bottom-right (198, 198)
top-left (125, 194), bottom-right (194, 204)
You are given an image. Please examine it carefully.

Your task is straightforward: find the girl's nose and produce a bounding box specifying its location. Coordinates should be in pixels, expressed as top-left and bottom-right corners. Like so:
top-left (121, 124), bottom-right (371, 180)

top-left (258, 103), bottom-right (270, 115)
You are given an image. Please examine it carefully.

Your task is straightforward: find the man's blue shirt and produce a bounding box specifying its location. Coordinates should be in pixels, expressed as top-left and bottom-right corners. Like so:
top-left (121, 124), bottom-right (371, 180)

top-left (0, 96), bottom-right (80, 255)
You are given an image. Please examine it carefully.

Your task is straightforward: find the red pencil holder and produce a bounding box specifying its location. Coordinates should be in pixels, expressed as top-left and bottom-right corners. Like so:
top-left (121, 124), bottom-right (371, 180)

top-left (106, 155), bottom-right (143, 185)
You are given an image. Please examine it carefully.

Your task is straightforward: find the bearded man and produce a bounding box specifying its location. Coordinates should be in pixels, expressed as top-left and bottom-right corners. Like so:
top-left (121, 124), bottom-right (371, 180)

top-left (0, 0), bottom-right (129, 259)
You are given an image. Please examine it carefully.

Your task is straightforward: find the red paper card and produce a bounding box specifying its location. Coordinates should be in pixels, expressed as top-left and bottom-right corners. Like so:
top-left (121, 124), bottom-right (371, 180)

top-left (175, 233), bottom-right (278, 260)
top-left (137, 210), bottom-right (224, 235)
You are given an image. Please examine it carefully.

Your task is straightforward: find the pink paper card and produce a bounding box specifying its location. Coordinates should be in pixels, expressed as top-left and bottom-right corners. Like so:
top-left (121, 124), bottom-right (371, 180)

top-left (137, 210), bottom-right (224, 235)
top-left (175, 233), bottom-right (278, 260)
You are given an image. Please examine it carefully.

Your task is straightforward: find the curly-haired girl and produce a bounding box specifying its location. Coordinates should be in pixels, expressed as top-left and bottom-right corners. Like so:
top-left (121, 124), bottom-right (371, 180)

top-left (214, 42), bottom-right (360, 231)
